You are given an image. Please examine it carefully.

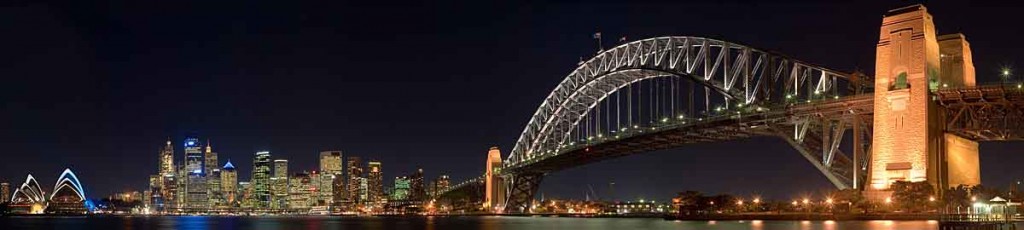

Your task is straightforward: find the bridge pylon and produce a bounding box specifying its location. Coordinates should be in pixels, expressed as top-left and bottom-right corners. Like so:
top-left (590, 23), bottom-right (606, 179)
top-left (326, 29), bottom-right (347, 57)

top-left (865, 4), bottom-right (980, 200)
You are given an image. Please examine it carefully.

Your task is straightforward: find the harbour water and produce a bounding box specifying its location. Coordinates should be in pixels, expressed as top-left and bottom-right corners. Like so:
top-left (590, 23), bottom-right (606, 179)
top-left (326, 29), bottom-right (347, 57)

top-left (3, 216), bottom-right (1017, 230)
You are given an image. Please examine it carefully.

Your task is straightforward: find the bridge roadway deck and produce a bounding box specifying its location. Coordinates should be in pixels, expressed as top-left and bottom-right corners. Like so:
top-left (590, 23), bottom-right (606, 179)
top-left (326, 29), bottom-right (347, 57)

top-left (507, 94), bottom-right (875, 174)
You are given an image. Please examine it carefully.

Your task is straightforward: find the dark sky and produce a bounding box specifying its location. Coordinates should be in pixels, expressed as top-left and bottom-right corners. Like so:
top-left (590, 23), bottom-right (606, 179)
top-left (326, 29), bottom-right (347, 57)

top-left (2, 1), bottom-right (1023, 202)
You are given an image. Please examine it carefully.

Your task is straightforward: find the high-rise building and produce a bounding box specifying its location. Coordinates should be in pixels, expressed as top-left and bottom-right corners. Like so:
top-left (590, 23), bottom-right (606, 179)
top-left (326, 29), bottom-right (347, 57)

top-left (221, 161), bottom-right (238, 207)
top-left (183, 137), bottom-right (207, 211)
top-left (358, 177), bottom-right (368, 203)
top-left (238, 181), bottom-right (253, 209)
top-left (1, 182), bottom-right (10, 204)
top-left (288, 171), bottom-right (314, 211)
top-left (392, 176), bottom-right (410, 200)
top-left (367, 161), bottom-right (383, 205)
top-left (160, 138), bottom-right (175, 176)
top-left (345, 156), bottom-right (362, 207)
top-left (176, 165), bottom-right (187, 210)
top-left (252, 151), bottom-right (272, 209)
top-left (148, 174), bottom-right (163, 212)
top-left (271, 159), bottom-right (289, 210)
top-left (484, 147), bottom-right (505, 211)
top-left (319, 151), bottom-right (343, 208)
top-left (205, 141), bottom-right (222, 209)
top-left (434, 175), bottom-right (450, 197)
top-left (409, 168), bottom-right (425, 202)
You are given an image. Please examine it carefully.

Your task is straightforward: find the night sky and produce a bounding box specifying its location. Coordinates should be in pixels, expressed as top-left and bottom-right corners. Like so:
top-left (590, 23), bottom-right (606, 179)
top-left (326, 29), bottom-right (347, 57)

top-left (2, 1), bottom-right (1023, 202)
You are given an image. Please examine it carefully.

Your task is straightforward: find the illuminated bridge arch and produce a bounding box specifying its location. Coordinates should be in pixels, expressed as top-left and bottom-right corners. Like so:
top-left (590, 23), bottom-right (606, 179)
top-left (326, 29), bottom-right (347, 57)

top-left (501, 36), bottom-right (873, 212)
top-left (509, 36), bottom-right (861, 168)
top-left (11, 174), bottom-right (46, 204)
top-left (51, 168), bottom-right (86, 201)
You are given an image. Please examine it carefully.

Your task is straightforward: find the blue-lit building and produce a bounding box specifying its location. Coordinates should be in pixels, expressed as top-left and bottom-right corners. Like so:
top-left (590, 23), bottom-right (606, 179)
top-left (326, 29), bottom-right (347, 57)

top-left (183, 137), bottom-right (208, 212)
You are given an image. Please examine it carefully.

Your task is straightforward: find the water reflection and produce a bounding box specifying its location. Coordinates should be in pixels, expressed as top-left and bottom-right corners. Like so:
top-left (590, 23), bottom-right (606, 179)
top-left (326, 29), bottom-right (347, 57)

top-left (6, 216), bottom-right (1024, 230)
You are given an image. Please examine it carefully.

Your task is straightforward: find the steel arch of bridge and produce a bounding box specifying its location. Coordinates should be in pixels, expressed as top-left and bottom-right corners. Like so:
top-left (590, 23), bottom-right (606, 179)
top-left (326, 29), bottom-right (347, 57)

top-left (508, 36), bottom-right (865, 171)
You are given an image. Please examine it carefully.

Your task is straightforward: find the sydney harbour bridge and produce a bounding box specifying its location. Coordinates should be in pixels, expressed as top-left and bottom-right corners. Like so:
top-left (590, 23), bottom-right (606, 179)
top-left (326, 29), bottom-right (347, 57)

top-left (436, 5), bottom-right (1024, 213)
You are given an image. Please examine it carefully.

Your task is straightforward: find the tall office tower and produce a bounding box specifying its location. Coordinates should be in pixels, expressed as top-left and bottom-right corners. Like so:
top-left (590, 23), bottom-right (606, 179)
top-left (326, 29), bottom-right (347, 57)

top-left (160, 138), bottom-right (175, 176)
top-left (238, 181), bottom-right (252, 209)
top-left (319, 151), bottom-right (342, 207)
top-left (183, 138), bottom-right (207, 211)
top-left (392, 176), bottom-right (410, 200)
top-left (221, 161), bottom-right (237, 207)
top-left (252, 151), bottom-right (272, 209)
top-left (484, 147), bottom-right (505, 211)
top-left (163, 173), bottom-right (178, 211)
top-left (358, 177), bottom-right (368, 203)
top-left (309, 171), bottom-right (322, 206)
top-left (409, 168), bottom-right (425, 202)
top-left (148, 174), bottom-right (163, 212)
top-left (176, 165), bottom-right (187, 210)
top-left (436, 175), bottom-right (450, 196)
top-left (367, 161), bottom-right (383, 205)
top-left (1, 182), bottom-right (9, 204)
top-left (346, 156), bottom-right (362, 207)
top-left (271, 159), bottom-right (289, 210)
top-left (288, 172), bottom-right (315, 211)
top-left (205, 141), bottom-right (222, 209)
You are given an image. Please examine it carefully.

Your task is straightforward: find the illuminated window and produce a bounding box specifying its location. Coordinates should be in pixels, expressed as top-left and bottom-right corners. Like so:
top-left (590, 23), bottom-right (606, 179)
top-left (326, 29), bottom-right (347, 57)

top-left (892, 72), bottom-right (908, 90)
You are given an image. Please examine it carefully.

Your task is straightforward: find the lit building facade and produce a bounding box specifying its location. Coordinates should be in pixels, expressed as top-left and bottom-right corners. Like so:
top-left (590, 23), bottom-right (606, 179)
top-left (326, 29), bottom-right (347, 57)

top-left (319, 151), bottom-right (343, 207)
top-left (392, 176), bottom-right (410, 200)
top-left (252, 151), bottom-right (272, 209)
top-left (867, 4), bottom-right (980, 199)
top-left (1, 182), bottom-right (10, 204)
top-left (271, 159), bottom-right (289, 210)
top-left (183, 137), bottom-right (207, 211)
top-left (484, 147), bottom-right (505, 211)
top-left (346, 156), bottom-right (362, 208)
top-left (221, 161), bottom-right (238, 207)
top-left (367, 161), bottom-right (383, 207)
top-left (205, 141), bottom-right (222, 209)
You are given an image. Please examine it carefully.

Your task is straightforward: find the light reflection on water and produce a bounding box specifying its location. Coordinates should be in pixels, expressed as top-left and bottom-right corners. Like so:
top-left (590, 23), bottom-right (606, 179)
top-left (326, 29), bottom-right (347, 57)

top-left (2, 216), bottom-right (1021, 230)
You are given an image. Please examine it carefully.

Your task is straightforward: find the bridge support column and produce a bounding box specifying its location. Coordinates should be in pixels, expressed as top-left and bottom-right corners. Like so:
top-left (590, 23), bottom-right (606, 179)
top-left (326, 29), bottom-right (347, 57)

top-left (503, 173), bottom-right (543, 214)
top-left (867, 5), bottom-right (980, 200)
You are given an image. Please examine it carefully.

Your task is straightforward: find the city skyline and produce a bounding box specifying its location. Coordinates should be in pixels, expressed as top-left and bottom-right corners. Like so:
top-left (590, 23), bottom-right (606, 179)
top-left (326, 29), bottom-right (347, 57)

top-left (4, 1), bottom-right (1024, 204)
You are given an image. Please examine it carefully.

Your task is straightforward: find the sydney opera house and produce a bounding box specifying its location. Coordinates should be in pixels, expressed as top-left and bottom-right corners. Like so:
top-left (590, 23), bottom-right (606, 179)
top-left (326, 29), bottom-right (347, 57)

top-left (8, 168), bottom-right (89, 214)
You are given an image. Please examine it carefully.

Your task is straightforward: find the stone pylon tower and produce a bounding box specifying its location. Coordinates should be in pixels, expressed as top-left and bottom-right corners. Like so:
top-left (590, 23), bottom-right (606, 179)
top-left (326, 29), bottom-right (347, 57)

top-left (867, 4), bottom-right (979, 198)
top-left (484, 147), bottom-right (505, 212)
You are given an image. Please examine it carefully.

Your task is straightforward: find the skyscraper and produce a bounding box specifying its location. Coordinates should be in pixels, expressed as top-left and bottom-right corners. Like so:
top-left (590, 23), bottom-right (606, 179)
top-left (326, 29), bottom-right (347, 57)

top-left (271, 159), bottom-right (289, 210)
top-left (158, 139), bottom-right (177, 212)
top-left (148, 174), bottom-right (163, 212)
top-left (287, 172), bottom-right (312, 211)
top-left (319, 151), bottom-right (342, 208)
top-left (221, 161), bottom-right (237, 207)
top-left (183, 137), bottom-right (207, 211)
top-left (205, 141), bottom-right (222, 209)
top-left (409, 168), bottom-right (425, 202)
top-left (252, 151), bottom-right (272, 209)
top-left (435, 175), bottom-right (450, 196)
top-left (345, 156), bottom-right (362, 208)
top-left (238, 181), bottom-right (253, 209)
top-left (160, 138), bottom-right (175, 176)
top-left (392, 177), bottom-right (410, 200)
top-left (367, 161), bottom-right (383, 205)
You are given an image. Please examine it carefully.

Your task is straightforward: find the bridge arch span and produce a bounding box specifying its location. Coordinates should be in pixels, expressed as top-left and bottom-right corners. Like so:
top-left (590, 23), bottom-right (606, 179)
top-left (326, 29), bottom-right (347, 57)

top-left (500, 36), bottom-right (872, 213)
